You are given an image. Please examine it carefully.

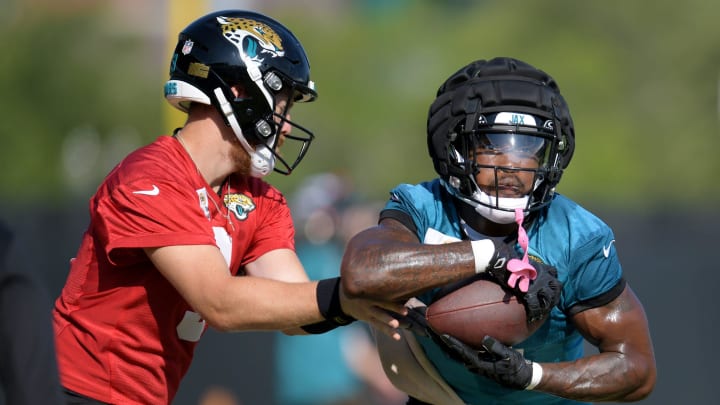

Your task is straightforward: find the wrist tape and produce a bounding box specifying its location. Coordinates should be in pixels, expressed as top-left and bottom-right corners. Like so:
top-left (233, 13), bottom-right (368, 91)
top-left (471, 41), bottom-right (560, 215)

top-left (470, 239), bottom-right (496, 274)
top-left (525, 362), bottom-right (544, 390)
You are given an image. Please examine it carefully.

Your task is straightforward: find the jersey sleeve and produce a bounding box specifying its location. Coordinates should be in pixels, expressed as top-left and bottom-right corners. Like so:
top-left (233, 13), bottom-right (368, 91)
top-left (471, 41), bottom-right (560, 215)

top-left (563, 229), bottom-right (625, 315)
top-left (382, 185), bottom-right (417, 236)
top-left (95, 178), bottom-right (215, 265)
top-left (383, 181), bottom-right (462, 243)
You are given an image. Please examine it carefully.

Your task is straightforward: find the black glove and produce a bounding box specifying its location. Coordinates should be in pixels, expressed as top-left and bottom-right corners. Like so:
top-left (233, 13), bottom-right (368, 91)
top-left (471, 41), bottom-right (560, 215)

top-left (522, 259), bottom-right (562, 323)
top-left (396, 305), bottom-right (478, 364)
top-left (485, 238), bottom-right (518, 285)
top-left (398, 306), bottom-right (453, 348)
top-left (397, 305), bottom-right (430, 334)
top-left (441, 334), bottom-right (536, 390)
top-left (487, 239), bottom-right (562, 323)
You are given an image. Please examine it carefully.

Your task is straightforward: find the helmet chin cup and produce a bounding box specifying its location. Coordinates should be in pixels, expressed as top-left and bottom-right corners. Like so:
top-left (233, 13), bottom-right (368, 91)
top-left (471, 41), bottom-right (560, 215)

top-left (471, 189), bottom-right (529, 224)
top-left (441, 179), bottom-right (528, 225)
top-left (250, 144), bottom-right (275, 177)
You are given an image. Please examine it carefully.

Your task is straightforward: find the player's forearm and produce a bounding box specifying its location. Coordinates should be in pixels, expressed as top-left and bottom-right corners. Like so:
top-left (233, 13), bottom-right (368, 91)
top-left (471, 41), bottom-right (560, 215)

top-left (206, 277), bottom-right (323, 332)
top-left (341, 233), bottom-right (476, 301)
top-left (536, 353), bottom-right (655, 402)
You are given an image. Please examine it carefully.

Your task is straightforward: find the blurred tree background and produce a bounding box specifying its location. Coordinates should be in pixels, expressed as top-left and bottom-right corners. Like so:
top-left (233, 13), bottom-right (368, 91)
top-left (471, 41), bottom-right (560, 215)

top-left (1, 1), bottom-right (719, 404)
top-left (1, 0), bottom-right (718, 212)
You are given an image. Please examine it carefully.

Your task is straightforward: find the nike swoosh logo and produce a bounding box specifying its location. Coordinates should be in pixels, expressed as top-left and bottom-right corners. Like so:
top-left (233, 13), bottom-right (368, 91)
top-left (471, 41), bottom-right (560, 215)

top-left (602, 239), bottom-right (616, 258)
top-left (132, 185), bottom-right (160, 196)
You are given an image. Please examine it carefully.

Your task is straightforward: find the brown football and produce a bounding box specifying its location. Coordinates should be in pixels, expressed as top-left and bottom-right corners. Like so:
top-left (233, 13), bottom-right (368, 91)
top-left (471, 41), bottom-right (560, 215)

top-left (426, 277), bottom-right (546, 348)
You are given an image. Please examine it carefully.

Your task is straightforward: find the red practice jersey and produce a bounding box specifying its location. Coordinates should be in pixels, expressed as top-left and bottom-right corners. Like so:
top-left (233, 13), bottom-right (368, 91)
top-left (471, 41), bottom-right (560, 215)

top-left (53, 135), bottom-right (295, 404)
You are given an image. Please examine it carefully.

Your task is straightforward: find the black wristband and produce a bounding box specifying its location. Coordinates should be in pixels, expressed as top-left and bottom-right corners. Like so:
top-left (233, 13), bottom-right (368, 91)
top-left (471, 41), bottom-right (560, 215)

top-left (300, 277), bottom-right (355, 335)
top-left (316, 277), bottom-right (355, 326)
top-left (300, 319), bottom-right (340, 334)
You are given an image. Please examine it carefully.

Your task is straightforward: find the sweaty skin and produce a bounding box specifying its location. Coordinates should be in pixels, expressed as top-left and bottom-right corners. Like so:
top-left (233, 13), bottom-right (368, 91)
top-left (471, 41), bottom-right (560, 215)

top-left (341, 217), bottom-right (477, 303)
top-left (538, 286), bottom-right (656, 401)
top-left (341, 218), bottom-right (656, 402)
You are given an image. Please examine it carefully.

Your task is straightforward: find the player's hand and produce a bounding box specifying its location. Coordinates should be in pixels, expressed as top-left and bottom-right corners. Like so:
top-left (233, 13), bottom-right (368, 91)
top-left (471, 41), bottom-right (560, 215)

top-left (396, 305), bottom-right (444, 343)
top-left (396, 305), bottom-right (429, 333)
top-left (339, 287), bottom-right (407, 341)
top-left (391, 300), bottom-right (454, 352)
top-left (397, 304), bottom-right (478, 364)
top-left (485, 239), bottom-right (523, 287)
top-left (487, 240), bottom-right (562, 322)
top-left (441, 334), bottom-right (537, 390)
top-left (522, 260), bottom-right (562, 322)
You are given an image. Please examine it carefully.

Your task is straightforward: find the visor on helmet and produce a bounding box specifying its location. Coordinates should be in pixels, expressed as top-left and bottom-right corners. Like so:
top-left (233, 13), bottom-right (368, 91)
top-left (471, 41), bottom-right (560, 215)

top-left (475, 133), bottom-right (550, 164)
top-left (470, 112), bottom-right (554, 167)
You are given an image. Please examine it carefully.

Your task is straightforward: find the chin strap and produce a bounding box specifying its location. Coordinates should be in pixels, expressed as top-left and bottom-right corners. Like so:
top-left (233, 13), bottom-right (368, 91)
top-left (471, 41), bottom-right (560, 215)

top-left (213, 87), bottom-right (275, 177)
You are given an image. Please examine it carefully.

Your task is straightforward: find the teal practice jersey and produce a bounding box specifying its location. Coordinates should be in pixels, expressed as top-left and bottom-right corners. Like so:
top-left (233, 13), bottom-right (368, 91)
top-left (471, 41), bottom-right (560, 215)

top-left (382, 179), bottom-right (624, 405)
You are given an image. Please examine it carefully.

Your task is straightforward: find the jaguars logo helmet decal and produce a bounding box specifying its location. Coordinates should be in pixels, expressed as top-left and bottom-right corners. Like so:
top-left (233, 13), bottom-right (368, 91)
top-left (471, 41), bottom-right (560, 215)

top-left (218, 16), bottom-right (284, 55)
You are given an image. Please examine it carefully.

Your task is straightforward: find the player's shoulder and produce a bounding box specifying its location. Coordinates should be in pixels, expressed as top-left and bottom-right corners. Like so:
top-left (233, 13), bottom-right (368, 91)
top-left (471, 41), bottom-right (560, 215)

top-left (548, 194), bottom-right (609, 226)
top-left (94, 136), bottom-right (197, 202)
top-left (241, 176), bottom-right (286, 204)
top-left (541, 193), bottom-right (614, 244)
top-left (126, 135), bottom-right (182, 165)
top-left (389, 179), bottom-right (443, 202)
top-left (109, 136), bottom-right (184, 180)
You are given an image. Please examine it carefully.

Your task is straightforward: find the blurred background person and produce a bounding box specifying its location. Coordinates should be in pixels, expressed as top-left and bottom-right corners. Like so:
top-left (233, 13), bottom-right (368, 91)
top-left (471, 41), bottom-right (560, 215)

top-left (0, 220), bottom-right (63, 405)
top-left (274, 173), bottom-right (407, 405)
top-left (197, 386), bottom-right (242, 405)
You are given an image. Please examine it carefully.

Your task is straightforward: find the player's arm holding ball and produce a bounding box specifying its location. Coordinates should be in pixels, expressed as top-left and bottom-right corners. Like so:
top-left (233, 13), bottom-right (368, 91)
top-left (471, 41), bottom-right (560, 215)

top-left (341, 214), bottom-right (559, 320)
top-left (539, 285), bottom-right (655, 400)
top-left (440, 283), bottom-right (655, 401)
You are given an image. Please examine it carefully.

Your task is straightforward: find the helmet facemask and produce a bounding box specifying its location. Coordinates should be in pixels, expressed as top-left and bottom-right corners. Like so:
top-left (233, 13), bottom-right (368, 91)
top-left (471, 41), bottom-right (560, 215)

top-left (442, 111), bottom-right (564, 224)
top-left (211, 69), bottom-right (316, 176)
top-left (262, 74), bottom-right (317, 176)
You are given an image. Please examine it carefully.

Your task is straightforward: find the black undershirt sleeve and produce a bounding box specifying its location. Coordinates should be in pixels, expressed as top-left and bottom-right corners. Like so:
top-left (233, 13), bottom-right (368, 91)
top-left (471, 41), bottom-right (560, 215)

top-left (379, 209), bottom-right (418, 235)
top-left (566, 277), bottom-right (627, 316)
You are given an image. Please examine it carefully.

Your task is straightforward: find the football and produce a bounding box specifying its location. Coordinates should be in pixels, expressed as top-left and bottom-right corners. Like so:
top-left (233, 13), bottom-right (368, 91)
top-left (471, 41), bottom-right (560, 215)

top-left (426, 277), bottom-right (546, 348)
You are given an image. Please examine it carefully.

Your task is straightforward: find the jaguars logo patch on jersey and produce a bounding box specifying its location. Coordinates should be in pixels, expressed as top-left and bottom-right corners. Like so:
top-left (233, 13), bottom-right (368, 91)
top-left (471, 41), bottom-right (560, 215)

top-left (528, 254), bottom-right (544, 264)
top-left (224, 193), bottom-right (256, 220)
